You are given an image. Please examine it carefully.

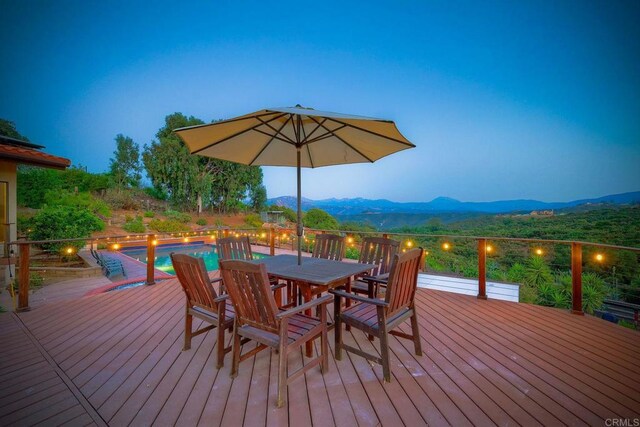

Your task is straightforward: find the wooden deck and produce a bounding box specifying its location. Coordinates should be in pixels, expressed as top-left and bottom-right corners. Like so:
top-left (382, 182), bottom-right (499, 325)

top-left (1, 277), bottom-right (639, 426)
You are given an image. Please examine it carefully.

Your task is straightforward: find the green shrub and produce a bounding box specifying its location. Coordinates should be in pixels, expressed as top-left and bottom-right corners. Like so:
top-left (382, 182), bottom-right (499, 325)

top-left (14, 272), bottom-right (45, 291)
top-left (44, 190), bottom-right (111, 218)
top-left (345, 246), bottom-right (360, 260)
top-left (164, 209), bottom-right (191, 223)
top-left (103, 188), bottom-right (140, 210)
top-left (506, 263), bottom-right (526, 283)
top-left (144, 186), bottom-right (168, 200)
top-left (303, 208), bottom-right (339, 230)
top-left (123, 216), bottom-right (146, 233)
top-left (244, 213), bottom-right (262, 228)
top-left (143, 211), bottom-right (155, 218)
top-left (29, 205), bottom-right (104, 252)
top-left (148, 219), bottom-right (191, 233)
top-left (124, 214), bottom-right (134, 222)
top-left (582, 273), bottom-right (607, 314)
top-left (524, 256), bottom-right (553, 288)
top-left (519, 284), bottom-right (537, 304)
top-left (536, 282), bottom-right (556, 307)
top-left (196, 218), bottom-right (207, 226)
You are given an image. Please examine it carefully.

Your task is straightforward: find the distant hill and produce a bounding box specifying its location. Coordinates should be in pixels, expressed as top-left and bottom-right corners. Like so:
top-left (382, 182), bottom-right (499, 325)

top-left (267, 191), bottom-right (640, 217)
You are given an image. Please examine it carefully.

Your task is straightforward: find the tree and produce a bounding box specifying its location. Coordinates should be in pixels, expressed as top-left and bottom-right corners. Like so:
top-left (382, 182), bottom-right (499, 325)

top-left (250, 184), bottom-right (267, 212)
top-left (109, 134), bottom-right (142, 187)
top-left (303, 208), bottom-right (339, 230)
top-left (143, 113), bottom-right (211, 211)
top-left (143, 112), bottom-right (265, 213)
top-left (0, 118), bottom-right (29, 140)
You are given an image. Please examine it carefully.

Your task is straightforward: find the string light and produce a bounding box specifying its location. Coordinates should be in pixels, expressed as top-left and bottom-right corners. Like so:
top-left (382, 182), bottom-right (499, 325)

top-left (347, 237), bottom-right (354, 244)
top-left (595, 253), bottom-right (604, 262)
top-left (486, 245), bottom-right (493, 253)
top-left (442, 242), bottom-right (451, 251)
top-left (183, 237), bottom-right (190, 243)
top-left (406, 240), bottom-right (414, 248)
top-left (535, 248), bottom-right (544, 256)
top-left (112, 243), bottom-right (121, 250)
top-left (260, 232), bottom-right (267, 238)
top-left (65, 247), bottom-right (74, 255)
top-left (152, 239), bottom-right (158, 246)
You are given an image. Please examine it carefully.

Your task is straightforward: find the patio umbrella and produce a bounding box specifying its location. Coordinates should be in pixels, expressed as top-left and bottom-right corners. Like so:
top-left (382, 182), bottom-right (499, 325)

top-left (174, 105), bottom-right (415, 265)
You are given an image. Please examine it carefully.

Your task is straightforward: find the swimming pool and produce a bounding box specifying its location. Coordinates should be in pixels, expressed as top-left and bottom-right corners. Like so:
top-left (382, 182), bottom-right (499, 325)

top-left (120, 243), bottom-right (267, 275)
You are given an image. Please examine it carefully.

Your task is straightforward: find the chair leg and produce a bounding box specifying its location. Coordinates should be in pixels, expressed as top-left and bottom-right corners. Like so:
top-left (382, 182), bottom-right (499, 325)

top-left (216, 324), bottom-right (225, 369)
top-left (230, 321), bottom-right (241, 378)
top-left (183, 312), bottom-right (193, 351)
top-left (277, 321), bottom-right (288, 408)
top-left (320, 305), bottom-right (328, 373)
top-left (410, 311), bottom-right (423, 356)
top-left (378, 308), bottom-right (391, 382)
top-left (379, 328), bottom-right (391, 382)
top-left (333, 294), bottom-right (343, 361)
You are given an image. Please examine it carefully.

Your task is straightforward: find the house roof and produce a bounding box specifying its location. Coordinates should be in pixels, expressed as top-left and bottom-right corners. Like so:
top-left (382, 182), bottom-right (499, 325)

top-left (0, 135), bottom-right (70, 169)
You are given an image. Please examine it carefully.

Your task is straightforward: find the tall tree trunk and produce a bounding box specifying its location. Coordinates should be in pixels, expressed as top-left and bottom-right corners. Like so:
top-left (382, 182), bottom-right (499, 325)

top-left (197, 193), bottom-right (202, 215)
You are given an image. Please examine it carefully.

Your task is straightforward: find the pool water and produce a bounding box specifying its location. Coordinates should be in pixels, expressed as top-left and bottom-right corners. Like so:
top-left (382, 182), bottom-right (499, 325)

top-left (121, 243), bottom-right (267, 275)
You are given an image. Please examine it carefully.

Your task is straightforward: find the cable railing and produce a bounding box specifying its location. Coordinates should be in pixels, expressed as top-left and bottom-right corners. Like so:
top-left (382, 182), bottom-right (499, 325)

top-left (9, 226), bottom-right (640, 325)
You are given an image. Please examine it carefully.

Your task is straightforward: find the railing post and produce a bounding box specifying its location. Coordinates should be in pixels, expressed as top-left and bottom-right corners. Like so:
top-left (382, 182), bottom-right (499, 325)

top-left (146, 234), bottom-right (156, 286)
top-left (571, 242), bottom-right (583, 315)
top-left (269, 227), bottom-right (275, 256)
top-left (17, 242), bottom-right (30, 312)
top-left (477, 238), bottom-right (487, 300)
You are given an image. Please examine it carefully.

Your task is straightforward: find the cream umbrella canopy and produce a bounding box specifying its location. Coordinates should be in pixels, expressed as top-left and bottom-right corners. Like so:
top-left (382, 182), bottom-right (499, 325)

top-left (174, 105), bottom-right (415, 265)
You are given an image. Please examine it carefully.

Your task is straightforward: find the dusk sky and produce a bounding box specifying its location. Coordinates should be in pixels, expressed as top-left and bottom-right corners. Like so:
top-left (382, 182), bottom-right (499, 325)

top-left (1, 1), bottom-right (638, 203)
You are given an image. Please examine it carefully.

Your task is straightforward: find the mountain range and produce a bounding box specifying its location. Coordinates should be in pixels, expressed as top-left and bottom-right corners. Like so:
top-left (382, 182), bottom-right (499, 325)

top-left (267, 191), bottom-right (640, 216)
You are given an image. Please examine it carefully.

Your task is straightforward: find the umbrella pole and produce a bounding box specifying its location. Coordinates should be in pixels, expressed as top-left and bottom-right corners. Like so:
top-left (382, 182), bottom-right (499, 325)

top-left (296, 148), bottom-right (302, 265)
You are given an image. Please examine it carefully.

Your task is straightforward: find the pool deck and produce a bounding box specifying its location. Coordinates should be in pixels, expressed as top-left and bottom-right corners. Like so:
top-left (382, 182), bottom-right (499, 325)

top-left (1, 276), bottom-right (638, 426)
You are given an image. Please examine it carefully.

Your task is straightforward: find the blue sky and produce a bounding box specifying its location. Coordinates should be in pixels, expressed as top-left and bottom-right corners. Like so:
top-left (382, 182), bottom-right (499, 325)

top-left (1, 0), bottom-right (638, 202)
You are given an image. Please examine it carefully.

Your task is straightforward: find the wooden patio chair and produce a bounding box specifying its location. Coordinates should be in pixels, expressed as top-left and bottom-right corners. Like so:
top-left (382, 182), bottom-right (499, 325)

top-left (217, 235), bottom-right (254, 261)
top-left (312, 233), bottom-right (345, 261)
top-left (331, 248), bottom-right (423, 382)
top-left (351, 237), bottom-right (400, 298)
top-left (219, 259), bottom-right (331, 407)
top-left (170, 253), bottom-right (234, 369)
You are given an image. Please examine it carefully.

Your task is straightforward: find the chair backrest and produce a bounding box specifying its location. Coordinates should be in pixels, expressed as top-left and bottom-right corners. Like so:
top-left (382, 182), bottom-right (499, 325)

top-left (312, 234), bottom-right (345, 261)
top-left (384, 248), bottom-right (423, 317)
top-left (217, 236), bottom-right (253, 261)
top-left (171, 253), bottom-right (220, 311)
top-left (218, 259), bottom-right (279, 333)
top-left (358, 237), bottom-right (400, 276)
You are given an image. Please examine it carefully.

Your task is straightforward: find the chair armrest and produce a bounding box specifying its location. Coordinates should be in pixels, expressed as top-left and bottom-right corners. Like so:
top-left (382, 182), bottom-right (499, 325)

top-left (271, 282), bottom-right (287, 291)
top-left (276, 294), bottom-right (332, 319)
top-left (358, 275), bottom-right (388, 285)
top-left (329, 289), bottom-right (388, 307)
top-left (213, 294), bottom-right (230, 303)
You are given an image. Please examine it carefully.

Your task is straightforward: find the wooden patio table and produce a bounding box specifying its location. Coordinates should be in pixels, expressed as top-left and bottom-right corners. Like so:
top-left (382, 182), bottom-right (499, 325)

top-left (250, 254), bottom-right (375, 356)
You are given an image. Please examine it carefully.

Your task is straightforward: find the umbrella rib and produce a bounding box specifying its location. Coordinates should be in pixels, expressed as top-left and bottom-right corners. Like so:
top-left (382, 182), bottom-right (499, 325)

top-left (249, 115), bottom-right (294, 165)
top-left (307, 116), bottom-right (375, 163)
top-left (252, 128), bottom-right (297, 145)
top-left (191, 113), bottom-right (288, 155)
top-left (300, 118), bottom-right (315, 168)
top-left (301, 118), bottom-right (328, 142)
top-left (304, 124), bottom-right (347, 144)
top-left (324, 117), bottom-right (415, 147)
top-left (256, 116), bottom-right (296, 144)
